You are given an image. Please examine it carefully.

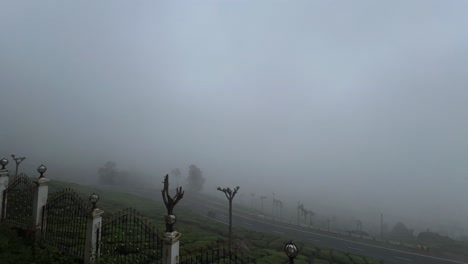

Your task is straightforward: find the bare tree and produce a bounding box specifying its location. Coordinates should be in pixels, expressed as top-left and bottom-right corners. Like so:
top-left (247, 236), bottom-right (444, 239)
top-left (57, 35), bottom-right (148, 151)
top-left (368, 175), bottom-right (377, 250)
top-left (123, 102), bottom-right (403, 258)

top-left (304, 210), bottom-right (309, 225)
top-left (308, 210), bottom-right (315, 226)
top-left (297, 203), bottom-right (304, 225)
top-left (217, 186), bottom-right (240, 248)
top-left (161, 174), bottom-right (184, 232)
top-left (275, 199), bottom-right (283, 218)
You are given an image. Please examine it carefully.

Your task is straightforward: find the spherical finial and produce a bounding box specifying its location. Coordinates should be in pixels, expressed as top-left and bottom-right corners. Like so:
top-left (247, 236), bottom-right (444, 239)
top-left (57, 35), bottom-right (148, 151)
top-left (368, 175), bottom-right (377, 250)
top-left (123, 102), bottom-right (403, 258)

top-left (37, 164), bottom-right (47, 178)
top-left (0, 158), bottom-right (8, 170)
top-left (165, 214), bottom-right (176, 225)
top-left (284, 241), bottom-right (298, 259)
top-left (89, 193), bottom-right (100, 209)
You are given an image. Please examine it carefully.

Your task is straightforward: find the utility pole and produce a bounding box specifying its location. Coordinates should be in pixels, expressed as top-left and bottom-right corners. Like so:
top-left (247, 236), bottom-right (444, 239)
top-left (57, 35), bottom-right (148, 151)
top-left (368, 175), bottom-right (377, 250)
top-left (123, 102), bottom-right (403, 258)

top-left (272, 192), bottom-right (275, 222)
top-left (11, 154), bottom-right (26, 177)
top-left (381, 213), bottom-right (383, 239)
top-left (217, 186), bottom-right (240, 249)
top-left (260, 196), bottom-right (267, 215)
top-left (297, 202), bottom-right (301, 226)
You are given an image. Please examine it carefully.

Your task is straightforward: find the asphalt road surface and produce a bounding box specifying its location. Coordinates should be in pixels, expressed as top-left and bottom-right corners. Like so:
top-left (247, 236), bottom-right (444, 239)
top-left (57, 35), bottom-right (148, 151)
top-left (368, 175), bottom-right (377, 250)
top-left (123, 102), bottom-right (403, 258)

top-left (184, 199), bottom-right (468, 264)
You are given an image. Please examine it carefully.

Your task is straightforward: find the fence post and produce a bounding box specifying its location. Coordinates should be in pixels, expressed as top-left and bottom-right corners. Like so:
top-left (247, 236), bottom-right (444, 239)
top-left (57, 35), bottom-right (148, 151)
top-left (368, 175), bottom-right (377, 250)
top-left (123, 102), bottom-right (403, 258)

top-left (32, 166), bottom-right (49, 237)
top-left (84, 207), bottom-right (103, 264)
top-left (0, 165), bottom-right (9, 220)
top-left (163, 231), bottom-right (181, 264)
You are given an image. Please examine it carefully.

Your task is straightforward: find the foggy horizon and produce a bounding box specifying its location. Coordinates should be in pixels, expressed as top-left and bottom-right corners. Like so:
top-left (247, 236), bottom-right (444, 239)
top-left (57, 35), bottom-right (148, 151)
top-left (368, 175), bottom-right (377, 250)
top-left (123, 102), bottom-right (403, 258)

top-left (1, 1), bottom-right (468, 238)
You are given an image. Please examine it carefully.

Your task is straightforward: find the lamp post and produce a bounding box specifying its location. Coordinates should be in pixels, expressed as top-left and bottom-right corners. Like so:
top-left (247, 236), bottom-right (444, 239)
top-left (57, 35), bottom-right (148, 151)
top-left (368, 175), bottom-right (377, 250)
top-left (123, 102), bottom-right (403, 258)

top-left (89, 193), bottom-right (99, 209)
top-left (0, 158), bottom-right (9, 171)
top-left (11, 155), bottom-right (26, 177)
top-left (217, 186), bottom-right (240, 249)
top-left (37, 164), bottom-right (47, 178)
top-left (284, 240), bottom-right (298, 263)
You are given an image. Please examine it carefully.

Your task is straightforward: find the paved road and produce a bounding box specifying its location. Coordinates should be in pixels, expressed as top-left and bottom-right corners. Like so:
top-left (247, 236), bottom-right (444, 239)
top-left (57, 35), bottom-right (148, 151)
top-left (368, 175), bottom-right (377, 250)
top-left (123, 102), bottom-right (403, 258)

top-left (93, 184), bottom-right (467, 264)
top-left (184, 198), bottom-right (467, 264)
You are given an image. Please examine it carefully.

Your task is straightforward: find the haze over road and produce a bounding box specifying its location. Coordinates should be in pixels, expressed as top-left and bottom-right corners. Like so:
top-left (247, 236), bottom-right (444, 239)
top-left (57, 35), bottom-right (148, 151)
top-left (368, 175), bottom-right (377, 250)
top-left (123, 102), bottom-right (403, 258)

top-left (185, 198), bottom-right (468, 264)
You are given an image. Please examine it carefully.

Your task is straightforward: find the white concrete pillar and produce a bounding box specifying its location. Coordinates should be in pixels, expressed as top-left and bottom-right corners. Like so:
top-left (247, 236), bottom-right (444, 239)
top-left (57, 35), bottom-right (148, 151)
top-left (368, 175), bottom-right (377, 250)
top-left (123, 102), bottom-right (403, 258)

top-left (84, 208), bottom-right (104, 264)
top-left (0, 169), bottom-right (9, 220)
top-left (163, 231), bottom-right (181, 264)
top-left (32, 177), bottom-right (49, 232)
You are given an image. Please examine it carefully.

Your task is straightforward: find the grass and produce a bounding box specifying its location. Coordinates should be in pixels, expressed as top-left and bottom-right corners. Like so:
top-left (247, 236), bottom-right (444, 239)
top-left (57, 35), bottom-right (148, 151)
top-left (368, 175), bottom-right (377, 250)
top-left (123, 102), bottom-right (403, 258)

top-left (1, 178), bottom-right (389, 263)
top-left (47, 180), bottom-right (389, 264)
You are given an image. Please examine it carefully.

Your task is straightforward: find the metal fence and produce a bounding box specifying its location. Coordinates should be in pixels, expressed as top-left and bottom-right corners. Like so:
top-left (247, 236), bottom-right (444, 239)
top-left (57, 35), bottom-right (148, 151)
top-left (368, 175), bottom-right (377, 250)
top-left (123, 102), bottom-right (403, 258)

top-left (41, 188), bottom-right (89, 260)
top-left (1, 173), bottom-right (34, 229)
top-left (98, 208), bottom-right (163, 264)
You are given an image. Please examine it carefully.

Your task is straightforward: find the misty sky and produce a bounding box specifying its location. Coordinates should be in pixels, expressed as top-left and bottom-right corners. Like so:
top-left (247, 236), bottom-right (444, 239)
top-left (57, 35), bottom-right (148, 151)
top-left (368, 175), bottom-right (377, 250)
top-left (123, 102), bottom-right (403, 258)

top-left (1, 1), bottom-right (468, 231)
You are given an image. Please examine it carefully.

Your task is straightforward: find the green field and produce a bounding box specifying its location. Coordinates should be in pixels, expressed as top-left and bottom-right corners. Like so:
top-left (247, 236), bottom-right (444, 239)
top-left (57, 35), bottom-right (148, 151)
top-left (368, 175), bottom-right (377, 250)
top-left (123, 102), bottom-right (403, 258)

top-left (0, 179), bottom-right (388, 264)
top-left (49, 180), bottom-right (387, 264)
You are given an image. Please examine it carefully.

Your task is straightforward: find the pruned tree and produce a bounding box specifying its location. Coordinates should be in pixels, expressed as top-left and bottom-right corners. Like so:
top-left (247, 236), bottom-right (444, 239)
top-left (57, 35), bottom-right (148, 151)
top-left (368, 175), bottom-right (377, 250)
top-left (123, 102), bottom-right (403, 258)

top-left (308, 210), bottom-right (315, 226)
top-left (217, 186), bottom-right (240, 248)
top-left (274, 199), bottom-right (283, 218)
top-left (161, 174), bottom-right (184, 232)
top-left (186, 164), bottom-right (205, 192)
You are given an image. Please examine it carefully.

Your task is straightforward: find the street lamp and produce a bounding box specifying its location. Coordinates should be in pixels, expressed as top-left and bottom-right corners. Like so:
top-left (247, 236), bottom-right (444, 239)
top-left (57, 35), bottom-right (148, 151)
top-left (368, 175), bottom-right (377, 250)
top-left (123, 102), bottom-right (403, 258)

top-left (11, 154), bottom-right (26, 177)
top-left (0, 158), bottom-right (9, 170)
top-left (89, 193), bottom-right (100, 209)
top-left (284, 240), bottom-right (298, 263)
top-left (37, 164), bottom-right (47, 178)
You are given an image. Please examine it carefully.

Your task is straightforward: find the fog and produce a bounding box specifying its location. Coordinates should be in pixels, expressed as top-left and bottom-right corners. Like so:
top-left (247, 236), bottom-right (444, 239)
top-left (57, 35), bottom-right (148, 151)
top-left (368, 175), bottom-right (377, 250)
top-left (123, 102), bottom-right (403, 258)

top-left (1, 1), bottom-right (468, 238)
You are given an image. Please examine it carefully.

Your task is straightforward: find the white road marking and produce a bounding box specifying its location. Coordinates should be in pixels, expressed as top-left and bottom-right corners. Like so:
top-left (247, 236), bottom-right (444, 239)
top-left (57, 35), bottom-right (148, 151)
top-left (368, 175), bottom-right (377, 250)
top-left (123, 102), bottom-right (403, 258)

top-left (395, 256), bottom-right (413, 262)
top-left (242, 222), bottom-right (253, 226)
top-left (348, 246), bottom-right (364, 252)
top-left (308, 238), bottom-right (321, 243)
top-left (205, 216), bottom-right (228, 225)
top-left (272, 230), bottom-right (284, 235)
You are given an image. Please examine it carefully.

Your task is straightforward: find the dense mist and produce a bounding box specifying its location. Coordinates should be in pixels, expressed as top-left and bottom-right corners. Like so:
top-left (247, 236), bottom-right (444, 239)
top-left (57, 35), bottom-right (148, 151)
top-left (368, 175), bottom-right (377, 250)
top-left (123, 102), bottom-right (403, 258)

top-left (1, 1), bottom-right (468, 239)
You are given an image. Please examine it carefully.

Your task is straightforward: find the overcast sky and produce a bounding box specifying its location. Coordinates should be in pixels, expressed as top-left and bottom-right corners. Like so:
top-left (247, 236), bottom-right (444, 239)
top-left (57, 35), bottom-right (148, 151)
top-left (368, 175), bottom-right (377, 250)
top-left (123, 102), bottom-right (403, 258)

top-left (1, 1), bottom-right (468, 231)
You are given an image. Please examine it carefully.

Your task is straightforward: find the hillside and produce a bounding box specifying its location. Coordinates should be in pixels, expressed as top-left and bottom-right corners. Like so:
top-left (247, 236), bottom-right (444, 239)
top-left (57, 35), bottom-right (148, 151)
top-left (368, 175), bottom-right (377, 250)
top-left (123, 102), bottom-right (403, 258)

top-left (47, 180), bottom-right (386, 264)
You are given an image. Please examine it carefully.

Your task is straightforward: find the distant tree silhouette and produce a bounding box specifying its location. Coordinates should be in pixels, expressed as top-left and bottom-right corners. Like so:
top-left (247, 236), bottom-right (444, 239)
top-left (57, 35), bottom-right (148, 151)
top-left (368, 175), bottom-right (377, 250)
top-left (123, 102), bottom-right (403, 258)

top-left (171, 168), bottom-right (181, 187)
top-left (390, 222), bottom-right (414, 241)
top-left (98, 161), bottom-right (117, 185)
top-left (417, 230), bottom-right (453, 244)
top-left (186, 164), bottom-right (205, 192)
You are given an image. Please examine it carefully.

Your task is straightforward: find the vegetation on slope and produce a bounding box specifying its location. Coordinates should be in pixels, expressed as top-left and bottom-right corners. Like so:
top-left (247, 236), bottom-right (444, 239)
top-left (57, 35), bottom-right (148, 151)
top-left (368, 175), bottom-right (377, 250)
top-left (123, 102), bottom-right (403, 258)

top-left (0, 179), bottom-right (387, 263)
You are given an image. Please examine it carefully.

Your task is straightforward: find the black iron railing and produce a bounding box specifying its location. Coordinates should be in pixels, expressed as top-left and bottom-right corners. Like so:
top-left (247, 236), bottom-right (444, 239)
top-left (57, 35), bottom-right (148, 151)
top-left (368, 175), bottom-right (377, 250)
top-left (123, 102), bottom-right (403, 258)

top-left (41, 188), bottom-right (89, 260)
